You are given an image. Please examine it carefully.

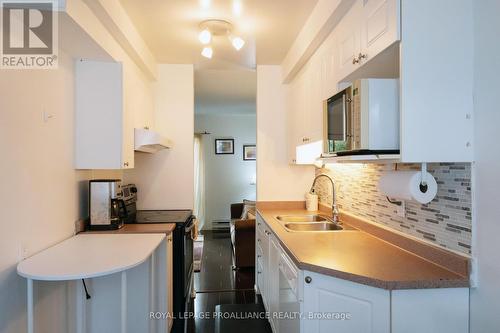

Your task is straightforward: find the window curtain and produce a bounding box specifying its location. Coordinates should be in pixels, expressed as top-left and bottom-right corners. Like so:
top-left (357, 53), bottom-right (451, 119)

top-left (193, 134), bottom-right (206, 230)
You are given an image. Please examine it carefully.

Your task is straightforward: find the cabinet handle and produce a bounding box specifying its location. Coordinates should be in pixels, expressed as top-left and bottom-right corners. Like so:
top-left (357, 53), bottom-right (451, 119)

top-left (257, 271), bottom-right (262, 274)
top-left (257, 255), bottom-right (262, 258)
top-left (305, 276), bottom-right (312, 284)
top-left (144, 126), bottom-right (150, 130)
top-left (123, 162), bottom-right (129, 167)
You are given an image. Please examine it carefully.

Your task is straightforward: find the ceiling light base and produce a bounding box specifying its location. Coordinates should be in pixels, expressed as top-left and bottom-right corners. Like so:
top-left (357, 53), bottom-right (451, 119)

top-left (199, 19), bottom-right (233, 36)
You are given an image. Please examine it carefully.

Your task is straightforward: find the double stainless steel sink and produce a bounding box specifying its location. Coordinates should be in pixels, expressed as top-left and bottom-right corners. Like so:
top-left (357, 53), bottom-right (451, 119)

top-left (275, 214), bottom-right (348, 232)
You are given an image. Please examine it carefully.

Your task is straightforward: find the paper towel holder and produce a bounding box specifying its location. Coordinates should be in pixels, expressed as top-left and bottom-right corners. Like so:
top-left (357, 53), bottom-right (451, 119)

top-left (384, 162), bottom-right (429, 205)
top-left (420, 163), bottom-right (429, 194)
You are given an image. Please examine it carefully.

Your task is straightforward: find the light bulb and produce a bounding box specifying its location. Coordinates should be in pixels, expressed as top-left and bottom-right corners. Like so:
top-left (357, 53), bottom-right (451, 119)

top-left (201, 46), bottom-right (213, 59)
top-left (233, 0), bottom-right (242, 16)
top-left (231, 36), bottom-right (245, 51)
top-left (198, 29), bottom-right (211, 44)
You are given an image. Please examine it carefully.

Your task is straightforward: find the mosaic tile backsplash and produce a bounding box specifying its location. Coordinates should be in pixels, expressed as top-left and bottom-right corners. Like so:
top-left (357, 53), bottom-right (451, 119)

top-left (314, 163), bottom-right (472, 255)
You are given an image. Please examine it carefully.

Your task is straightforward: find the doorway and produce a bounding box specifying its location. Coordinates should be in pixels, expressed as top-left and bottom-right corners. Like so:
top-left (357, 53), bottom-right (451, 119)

top-left (189, 69), bottom-right (267, 333)
top-left (193, 69), bottom-right (257, 232)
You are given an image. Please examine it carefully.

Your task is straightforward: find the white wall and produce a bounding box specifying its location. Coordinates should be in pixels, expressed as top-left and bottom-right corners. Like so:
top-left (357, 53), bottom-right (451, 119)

top-left (256, 65), bottom-right (314, 201)
top-left (0, 52), bottom-right (89, 333)
top-left (470, 0), bottom-right (500, 331)
top-left (124, 65), bottom-right (194, 210)
top-left (194, 114), bottom-right (256, 229)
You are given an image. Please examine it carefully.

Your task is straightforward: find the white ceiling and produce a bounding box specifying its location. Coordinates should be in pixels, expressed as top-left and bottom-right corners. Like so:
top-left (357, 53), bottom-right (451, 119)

top-left (119, 0), bottom-right (318, 68)
top-left (194, 69), bottom-right (256, 115)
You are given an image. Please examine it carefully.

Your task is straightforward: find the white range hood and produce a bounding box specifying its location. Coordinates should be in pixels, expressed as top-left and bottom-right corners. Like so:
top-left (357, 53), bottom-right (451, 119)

top-left (134, 128), bottom-right (172, 153)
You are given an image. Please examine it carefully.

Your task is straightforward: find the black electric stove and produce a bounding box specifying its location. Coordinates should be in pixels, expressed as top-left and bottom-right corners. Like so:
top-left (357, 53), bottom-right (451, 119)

top-left (136, 210), bottom-right (195, 333)
top-left (136, 209), bottom-right (193, 224)
top-left (121, 186), bottom-right (194, 333)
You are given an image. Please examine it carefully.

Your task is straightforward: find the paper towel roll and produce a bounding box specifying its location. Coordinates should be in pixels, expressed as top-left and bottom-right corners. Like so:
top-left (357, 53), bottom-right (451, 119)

top-left (378, 171), bottom-right (438, 204)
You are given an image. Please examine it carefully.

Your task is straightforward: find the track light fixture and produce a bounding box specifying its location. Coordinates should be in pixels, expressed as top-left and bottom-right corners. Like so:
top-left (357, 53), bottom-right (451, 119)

top-left (198, 19), bottom-right (245, 58)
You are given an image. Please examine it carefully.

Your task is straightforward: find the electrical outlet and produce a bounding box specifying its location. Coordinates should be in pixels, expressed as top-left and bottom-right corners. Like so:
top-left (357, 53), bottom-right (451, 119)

top-left (396, 201), bottom-right (406, 217)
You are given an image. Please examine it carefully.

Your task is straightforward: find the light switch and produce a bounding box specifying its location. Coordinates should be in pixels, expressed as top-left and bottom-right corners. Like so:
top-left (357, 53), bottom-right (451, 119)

top-left (43, 111), bottom-right (55, 122)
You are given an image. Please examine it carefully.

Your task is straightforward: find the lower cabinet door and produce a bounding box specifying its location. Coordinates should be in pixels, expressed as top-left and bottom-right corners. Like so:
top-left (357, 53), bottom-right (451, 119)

top-left (391, 288), bottom-right (469, 333)
top-left (268, 236), bottom-right (281, 332)
top-left (302, 271), bottom-right (390, 333)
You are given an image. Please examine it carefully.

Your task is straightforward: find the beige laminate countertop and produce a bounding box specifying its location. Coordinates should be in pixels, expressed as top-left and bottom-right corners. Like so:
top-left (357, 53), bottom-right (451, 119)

top-left (257, 203), bottom-right (469, 290)
top-left (83, 223), bottom-right (176, 235)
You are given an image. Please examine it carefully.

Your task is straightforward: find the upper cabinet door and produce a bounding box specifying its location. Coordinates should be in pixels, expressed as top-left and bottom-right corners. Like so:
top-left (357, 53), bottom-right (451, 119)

top-left (308, 57), bottom-right (324, 143)
top-left (335, 0), bottom-right (400, 81)
top-left (75, 60), bottom-right (134, 169)
top-left (360, 0), bottom-right (400, 62)
top-left (335, 0), bottom-right (362, 81)
top-left (320, 32), bottom-right (339, 100)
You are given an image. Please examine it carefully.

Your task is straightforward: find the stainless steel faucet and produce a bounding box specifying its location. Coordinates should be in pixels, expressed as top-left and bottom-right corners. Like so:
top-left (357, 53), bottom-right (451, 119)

top-left (310, 173), bottom-right (340, 223)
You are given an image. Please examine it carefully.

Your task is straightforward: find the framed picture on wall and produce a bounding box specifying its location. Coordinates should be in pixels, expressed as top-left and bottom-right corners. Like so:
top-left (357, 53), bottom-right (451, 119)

top-left (215, 139), bottom-right (234, 154)
top-left (243, 145), bottom-right (256, 160)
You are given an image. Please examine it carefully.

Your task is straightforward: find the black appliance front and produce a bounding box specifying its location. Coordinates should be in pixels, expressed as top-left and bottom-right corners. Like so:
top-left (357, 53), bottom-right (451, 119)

top-left (133, 209), bottom-right (194, 333)
top-left (172, 216), bottom-right (195, 333)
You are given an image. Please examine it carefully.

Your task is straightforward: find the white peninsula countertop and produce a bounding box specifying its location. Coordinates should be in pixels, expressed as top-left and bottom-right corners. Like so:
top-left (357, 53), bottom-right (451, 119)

top-left (17, 233), bottom-right (165, 281)
top-left (17, 233), bottom-right (166, 333)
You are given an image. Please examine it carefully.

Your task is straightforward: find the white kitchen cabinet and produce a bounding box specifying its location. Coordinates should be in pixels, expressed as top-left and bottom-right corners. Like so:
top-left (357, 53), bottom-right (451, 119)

top-left (307, 58), bottom-right (324, 144)
top-left (335, 0), bottom-right (362, 82)
top-left (256, 216), bottom-right (270, 310)
top-left (286, 56), bottom-right (324, 165)
top-left (165, 234), bottom-right (174, 332)
top-left (286, 0), bottom-right (401, 166)
top-left (360, 0), bottom-right (400, 62)
top-left (302, 271), bottom-right (390, 333)
top-left (269, 235), bottom-right (281, 332)
top-left (256, 214), bottom-right (286, 332)
top-left (256, 215), bottom-right (470, 333)
top-left (399, 0), bottom-right (473, 162)
top-left (75, 60), bottom-right (134, 169)
top-left (336, 0), bottom-right (400, 82)
top-left (391, 288), bottom-right (469, 333)
top-left (285, 80), bottom-right (298, 164)
top-left (320, 31), bottom-right (339, 100)
top-left (287, 0), bottom-right (474, 163)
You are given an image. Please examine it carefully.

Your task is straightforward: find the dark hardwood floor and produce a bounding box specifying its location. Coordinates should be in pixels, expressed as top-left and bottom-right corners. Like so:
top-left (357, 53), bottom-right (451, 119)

top-left (186, 230), bottom-right (271, 333)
